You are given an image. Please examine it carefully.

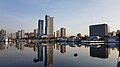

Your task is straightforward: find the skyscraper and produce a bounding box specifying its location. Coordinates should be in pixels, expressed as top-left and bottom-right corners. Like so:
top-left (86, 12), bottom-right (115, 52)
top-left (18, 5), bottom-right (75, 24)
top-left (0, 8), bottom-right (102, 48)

top-left (34, 29), bottom-right (38, 38)
top-left (56, 30), bottom-right (60, 37)
top-left (0, 29), bottom-right (6, 41)
top-left (18, 31), bottom-right (21, 38)
top-left (89, 24), bottom-right (108, 37)
top-left (16, 31), bottom-right (19, 39)
top-left (21, 30), bottom-right (25, 38)
top-left (38, 20), bottom-right (44, 38)
top-left (45, 15), bottom-right (54, 37)
top-left (60, 27), bottom-right (66, 37)
top-left (10, 33), bottom-right (16, 39)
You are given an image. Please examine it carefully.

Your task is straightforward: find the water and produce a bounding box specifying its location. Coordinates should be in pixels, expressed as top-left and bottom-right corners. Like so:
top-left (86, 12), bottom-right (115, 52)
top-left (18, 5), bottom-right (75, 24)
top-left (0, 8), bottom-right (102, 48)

top-left (0, 42), bottom-right (119, 67)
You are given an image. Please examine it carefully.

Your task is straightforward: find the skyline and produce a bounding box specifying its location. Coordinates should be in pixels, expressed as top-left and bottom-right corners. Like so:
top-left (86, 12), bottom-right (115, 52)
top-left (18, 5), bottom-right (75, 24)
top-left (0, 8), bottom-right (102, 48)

top-left (0, 0), bottom-right (120, 36)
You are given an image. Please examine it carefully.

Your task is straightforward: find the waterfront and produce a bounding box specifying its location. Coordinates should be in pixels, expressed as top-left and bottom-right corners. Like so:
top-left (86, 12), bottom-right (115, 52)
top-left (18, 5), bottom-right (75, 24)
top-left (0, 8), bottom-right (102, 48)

top-left (0, 42), bottom-right (119, 67)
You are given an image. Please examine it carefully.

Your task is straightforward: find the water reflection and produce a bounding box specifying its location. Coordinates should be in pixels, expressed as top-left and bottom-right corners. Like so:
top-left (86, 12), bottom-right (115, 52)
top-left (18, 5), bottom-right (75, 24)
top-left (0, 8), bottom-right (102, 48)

top-left (0, 42), bottom-right (8, 51)
top-left (32, 42), bottom-right (54, 66)
top-left (117, 45), bottom-right (120, 67)
top-left (33, 42), bottom-right (43, 63)
top-left (16, 42), bottom-right (25, 50)
top-left (45, 43), bottom-right (54, 66)
top-left (0, 42), bottom-right (119, 67)
top-left (117, 62), bottom-right (120, 67)
top-left (55, 43), bottom-right (67, 54)
top-left (90, 45), bottom-right (109, 58)
top-left (60, 45), bottom-right (66, 53)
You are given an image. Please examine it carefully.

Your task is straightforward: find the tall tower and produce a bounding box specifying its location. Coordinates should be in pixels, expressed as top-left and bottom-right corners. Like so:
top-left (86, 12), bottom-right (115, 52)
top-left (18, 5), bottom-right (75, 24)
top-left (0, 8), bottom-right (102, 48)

top-left (45, 15), bottom-right (54, 37)
top-left (89, 24), bottom-right (108, 37)
top-left (56, 30), bottom-right (60, 37)
top-left (38, 20), bottom-right (44, 38)
top-left (0, 29), bottom-right (6, 41)
top-left (21, 29), bottom-right (25, 38)
top-left (34, 29), bottom-right (38, 38)
top-left (60, 27), bottom-right (66, 37)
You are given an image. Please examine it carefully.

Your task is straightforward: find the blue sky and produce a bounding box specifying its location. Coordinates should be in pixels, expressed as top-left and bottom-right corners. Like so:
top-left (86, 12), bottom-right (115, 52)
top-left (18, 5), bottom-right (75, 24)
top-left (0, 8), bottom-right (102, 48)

top-left (0, 0), bottom-right (120, 36)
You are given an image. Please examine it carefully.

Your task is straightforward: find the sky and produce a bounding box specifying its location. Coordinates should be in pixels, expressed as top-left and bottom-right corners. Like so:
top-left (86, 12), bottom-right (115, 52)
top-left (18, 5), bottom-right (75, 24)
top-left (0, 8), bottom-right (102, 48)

top-left (0, 0), bottom-right (120, 36)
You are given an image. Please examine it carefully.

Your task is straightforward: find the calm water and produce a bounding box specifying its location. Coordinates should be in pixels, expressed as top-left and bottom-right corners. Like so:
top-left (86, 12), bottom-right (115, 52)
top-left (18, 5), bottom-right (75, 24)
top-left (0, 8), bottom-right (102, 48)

top-left (0, 42), bottom-right (120, 67)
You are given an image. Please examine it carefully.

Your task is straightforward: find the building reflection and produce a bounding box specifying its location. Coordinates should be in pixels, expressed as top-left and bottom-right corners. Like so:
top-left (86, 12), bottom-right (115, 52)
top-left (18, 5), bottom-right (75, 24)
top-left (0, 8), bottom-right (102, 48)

top-left (117, 62), bottom-right (120, 67)
top-left (33, 42), bottom-right (43, 63)
top-left (15, 42), bottom-right (37, 51)
top-left (24, 42), bottom-right (37, 51)
top-left (20, 42), bottom-right (24, 50)
top-left (16, 43), bottom-right (20, 49)
top-left (90, 45), bottom-right (109, 58)
top-left (33, 43), bottom-right (38, 52)
top-left (0, 42), bottom-right (7, 51)
top-left (44, 43), bottom-right (54, 66)
top-left (1, 41), bottom-right (119, 67)
top-left (117, 51), bottom-right (120, 67)
top-left (117, 44), bottom-right (120, 67)
top-left (56, 44), bottom-right (60, 50)
top-left (55, 43), bottom-right (67, 54)
top-left (38, 43), bottom-right (43, 61)
top-left (60, 45), bottom-right (66, 54)
top-left (33, 42), bottom-right (54, 67)
top-left (16, 42), bottom-right (25, 50)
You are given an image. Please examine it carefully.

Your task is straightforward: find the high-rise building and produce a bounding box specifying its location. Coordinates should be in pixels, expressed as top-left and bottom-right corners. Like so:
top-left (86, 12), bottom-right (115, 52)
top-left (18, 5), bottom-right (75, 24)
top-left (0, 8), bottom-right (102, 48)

top-left (16, 30), bottom-right (25, 39)
top-left (0, 29), bottom-right (6, 41)
top-left (56, 30), bottom-right (60, 37)
top-left (34, 29), bottom-right (38, 38)
top-left (38, 20), bottom-right (44, 38)
top-left (60, 27), bottom-right (66, 37)
top-left (16, 31), bottom-right (19, 39)
top-left (89, 24), bottom-right (108, 37)
top-left (29, 32), bottom-right (34, 38)
top-left (53, 32), bottom-right (55, 37)
top-left (21, 30), bottom-right (25, 38)
top-left (45, 15), bottom-right (54, 37)
top-left (18, 31), bottom-right (21, 38)
top-left (10, 33), bottom-right (16, 39)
